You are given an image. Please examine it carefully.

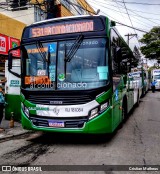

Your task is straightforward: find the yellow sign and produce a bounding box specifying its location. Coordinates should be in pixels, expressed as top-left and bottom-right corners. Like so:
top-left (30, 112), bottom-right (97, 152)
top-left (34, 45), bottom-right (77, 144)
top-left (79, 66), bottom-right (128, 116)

top-left (27, 47), bottom-right (47, 54)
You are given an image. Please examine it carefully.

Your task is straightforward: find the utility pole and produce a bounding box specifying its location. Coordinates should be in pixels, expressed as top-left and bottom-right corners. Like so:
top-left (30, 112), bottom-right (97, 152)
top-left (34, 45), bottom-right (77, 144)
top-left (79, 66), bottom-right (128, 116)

top-left (46, 0), bottom-right (56, 19)
top-left (125, 33), bottom-right (137, 46)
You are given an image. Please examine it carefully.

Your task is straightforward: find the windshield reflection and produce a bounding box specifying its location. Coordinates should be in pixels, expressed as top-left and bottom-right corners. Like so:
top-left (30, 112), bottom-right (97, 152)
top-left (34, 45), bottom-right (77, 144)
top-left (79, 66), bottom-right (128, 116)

top-left (23, 38), bottom-right (109, 90)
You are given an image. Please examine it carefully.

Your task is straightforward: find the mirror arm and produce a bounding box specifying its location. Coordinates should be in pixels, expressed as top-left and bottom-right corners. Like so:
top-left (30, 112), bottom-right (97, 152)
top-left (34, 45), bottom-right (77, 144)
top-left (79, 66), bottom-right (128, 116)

top-left (8, 69), bottom-right (21, 78)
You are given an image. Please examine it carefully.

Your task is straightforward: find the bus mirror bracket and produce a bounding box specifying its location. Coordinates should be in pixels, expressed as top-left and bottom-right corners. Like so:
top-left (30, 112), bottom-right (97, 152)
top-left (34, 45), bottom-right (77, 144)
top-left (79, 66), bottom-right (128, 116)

top-left (8, 48), bottom-right (21, 78)
top-left (111, 20), bottom-right (116, 27)
top-left (8, 52), bottom-right (13, 69)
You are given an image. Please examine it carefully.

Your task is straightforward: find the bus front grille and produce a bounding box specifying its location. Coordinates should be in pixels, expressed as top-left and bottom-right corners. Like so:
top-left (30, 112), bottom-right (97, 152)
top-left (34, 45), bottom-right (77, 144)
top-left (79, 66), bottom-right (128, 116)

top-left (27, 94), bottom-right (92, 105)
top-left (29, 115), bottom-right (88, 128)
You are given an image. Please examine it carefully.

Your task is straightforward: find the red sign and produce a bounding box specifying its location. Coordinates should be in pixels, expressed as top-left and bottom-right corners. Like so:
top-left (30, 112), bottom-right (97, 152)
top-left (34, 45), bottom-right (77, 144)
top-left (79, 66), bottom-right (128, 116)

top-left (9, 37), bottom-right (20, 57)
top-left (31, 21), bottom-right (94, 38)
top-left (0, 34), bottom-right (9, 55)
top-left (0, 34), bottom-right (20, 57)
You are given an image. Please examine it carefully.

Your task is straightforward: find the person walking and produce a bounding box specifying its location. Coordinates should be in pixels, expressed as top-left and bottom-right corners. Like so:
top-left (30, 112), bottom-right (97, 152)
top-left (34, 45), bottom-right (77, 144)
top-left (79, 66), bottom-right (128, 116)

top-left (0, 77), bottom-right (7, 87)
top-left (151, 80), bottom-right (157, 93)
top-left (0, 86), bottom-right (5, 132)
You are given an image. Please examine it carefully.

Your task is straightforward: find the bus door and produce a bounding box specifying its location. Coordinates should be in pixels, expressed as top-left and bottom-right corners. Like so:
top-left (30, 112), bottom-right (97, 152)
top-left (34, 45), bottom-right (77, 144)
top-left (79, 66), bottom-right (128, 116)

top-left (112, 75), bottom-right (122, 128)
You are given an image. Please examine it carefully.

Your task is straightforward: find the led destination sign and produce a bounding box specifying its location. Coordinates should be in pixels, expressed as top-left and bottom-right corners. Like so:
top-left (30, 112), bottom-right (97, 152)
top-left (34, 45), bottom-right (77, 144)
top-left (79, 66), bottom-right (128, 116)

top-left (31, 21), bottom-right (94, 38)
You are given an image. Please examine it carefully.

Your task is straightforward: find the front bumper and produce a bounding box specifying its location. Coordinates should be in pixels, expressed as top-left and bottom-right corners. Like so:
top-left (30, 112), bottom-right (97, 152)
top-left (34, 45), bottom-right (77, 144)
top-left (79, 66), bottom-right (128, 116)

top-left (21, 107), bottom-right (113, 134)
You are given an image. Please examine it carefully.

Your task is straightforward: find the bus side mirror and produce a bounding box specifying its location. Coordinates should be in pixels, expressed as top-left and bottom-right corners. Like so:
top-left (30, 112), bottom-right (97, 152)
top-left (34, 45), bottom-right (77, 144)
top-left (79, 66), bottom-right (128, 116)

top-left (111, 20), bottom-right (116, 27)
top-left (8, 53), bottom-right (13, 69)
top-left (7, 47), bottom-right (21, 78)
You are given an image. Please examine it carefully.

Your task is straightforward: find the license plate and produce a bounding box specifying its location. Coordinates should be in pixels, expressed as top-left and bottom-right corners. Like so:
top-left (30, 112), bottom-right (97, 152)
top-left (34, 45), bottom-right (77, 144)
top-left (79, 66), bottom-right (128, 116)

top-left (48, 120), bottom-right (64, 128)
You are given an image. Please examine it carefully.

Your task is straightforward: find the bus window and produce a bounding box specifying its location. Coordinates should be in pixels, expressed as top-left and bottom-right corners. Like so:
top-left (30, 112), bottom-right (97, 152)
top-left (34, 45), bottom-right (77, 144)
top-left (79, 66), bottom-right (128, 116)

top-left (57, 38), bottom-right (108, 90)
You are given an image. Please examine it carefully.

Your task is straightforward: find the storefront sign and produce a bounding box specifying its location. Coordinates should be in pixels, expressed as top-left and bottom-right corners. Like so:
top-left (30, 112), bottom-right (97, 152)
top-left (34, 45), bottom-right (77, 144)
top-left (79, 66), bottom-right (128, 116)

top-left (0, 34), bottom-right (20, 57)
top-left (0, 34), bottom-right (9, 55)
top-left (10, 37), bottom-right (20, 57)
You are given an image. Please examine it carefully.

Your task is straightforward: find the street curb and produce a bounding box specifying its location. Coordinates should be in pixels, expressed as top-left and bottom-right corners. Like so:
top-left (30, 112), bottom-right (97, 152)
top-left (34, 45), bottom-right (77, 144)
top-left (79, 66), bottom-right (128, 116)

top-left (0, 130), bottom-right (33, 141)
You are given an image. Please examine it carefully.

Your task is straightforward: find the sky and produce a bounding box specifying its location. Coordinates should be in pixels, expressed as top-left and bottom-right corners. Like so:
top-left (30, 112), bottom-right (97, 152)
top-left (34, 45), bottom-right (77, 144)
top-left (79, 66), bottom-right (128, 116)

top-left (0, 0), bottom-right (159, 66)
top-left (87, 0), bottom-right (160, 53)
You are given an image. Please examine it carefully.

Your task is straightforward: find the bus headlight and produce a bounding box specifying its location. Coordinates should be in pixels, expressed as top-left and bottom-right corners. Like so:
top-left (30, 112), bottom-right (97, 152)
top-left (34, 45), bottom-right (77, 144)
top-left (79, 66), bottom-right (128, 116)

top-left (89, 101), bottom-right (109, 120)
top-left (24, 107), bottom-right (29, 117)
top-left (89, 108), bottom-right (99, 120)
top-left (21, 102), bottom-right (24, 111)
top-left (100, 102), bottom-right (108, 112)
top-left (21, 103), bottom-right (29, 117)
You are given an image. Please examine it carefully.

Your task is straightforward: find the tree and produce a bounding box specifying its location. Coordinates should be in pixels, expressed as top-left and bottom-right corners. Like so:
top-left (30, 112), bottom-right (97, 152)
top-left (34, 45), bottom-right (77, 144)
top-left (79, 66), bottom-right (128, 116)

top-left (139, 26), bottom-right (160, 61)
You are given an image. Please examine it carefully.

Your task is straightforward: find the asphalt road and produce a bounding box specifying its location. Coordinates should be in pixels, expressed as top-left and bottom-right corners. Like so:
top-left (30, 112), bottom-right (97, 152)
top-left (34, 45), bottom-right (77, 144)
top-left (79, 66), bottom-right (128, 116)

top-left (0, 91), bottom-right (160, 174)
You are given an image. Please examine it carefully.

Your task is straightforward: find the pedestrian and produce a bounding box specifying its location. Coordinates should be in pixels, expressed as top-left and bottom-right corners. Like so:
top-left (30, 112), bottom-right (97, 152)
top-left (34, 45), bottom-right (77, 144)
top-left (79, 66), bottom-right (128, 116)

top-left (0, 85), bottom-right (5, 132)
top-left (151, 80), bottom-right (157, 93)
top-left (0, 77), bottom-right (7, 86)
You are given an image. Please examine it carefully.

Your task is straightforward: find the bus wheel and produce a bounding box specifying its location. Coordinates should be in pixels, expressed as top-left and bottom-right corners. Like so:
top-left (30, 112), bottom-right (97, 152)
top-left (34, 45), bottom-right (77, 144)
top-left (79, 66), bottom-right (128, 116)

top-left (122, 101), bottom-right (128, 122)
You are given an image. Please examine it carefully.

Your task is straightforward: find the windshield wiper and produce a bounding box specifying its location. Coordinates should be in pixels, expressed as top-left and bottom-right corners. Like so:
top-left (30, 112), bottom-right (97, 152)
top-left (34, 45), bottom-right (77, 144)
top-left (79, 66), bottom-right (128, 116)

top-left (65, 34), bottom-right (84, 62)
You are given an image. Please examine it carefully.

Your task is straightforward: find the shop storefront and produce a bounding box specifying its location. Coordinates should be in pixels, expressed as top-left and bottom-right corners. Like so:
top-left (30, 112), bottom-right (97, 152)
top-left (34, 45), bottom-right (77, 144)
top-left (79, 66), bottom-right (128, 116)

top-left (0, 33), bottom-right (20, 87)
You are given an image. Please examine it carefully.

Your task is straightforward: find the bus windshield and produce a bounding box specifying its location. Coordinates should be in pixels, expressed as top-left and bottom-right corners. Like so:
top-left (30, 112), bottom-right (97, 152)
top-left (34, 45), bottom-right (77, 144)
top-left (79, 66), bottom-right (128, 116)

top-left (23, 38), bottom-right (109, 90)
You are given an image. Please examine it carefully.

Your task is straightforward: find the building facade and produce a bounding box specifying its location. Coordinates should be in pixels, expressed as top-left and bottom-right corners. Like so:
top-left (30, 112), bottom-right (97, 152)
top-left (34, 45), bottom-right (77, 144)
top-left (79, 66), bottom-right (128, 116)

top-left (0, 13), bottom-right (25, 81)
top-left (0, 0), bottom-right (95, 81)
top-left (31, 0), bottom-right (95, 22)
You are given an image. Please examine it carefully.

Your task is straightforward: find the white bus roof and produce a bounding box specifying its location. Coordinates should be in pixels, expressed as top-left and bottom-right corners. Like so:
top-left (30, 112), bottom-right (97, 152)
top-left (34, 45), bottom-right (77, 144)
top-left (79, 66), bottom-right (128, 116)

top-left (32, 15), bottom-right (100, 25)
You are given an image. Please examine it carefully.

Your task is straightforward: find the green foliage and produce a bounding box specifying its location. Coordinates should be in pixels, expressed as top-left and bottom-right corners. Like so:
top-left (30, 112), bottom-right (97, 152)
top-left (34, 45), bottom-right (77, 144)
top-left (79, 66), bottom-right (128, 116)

top-left (139, 26), bottom-right (160, 60)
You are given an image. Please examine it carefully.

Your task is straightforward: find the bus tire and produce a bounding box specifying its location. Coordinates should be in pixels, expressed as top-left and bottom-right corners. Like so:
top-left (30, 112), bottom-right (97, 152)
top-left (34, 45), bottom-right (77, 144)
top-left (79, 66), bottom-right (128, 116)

top-left (122, 98), bottom-right (128, 122)
top-left (119, 100), bottom-right (127, 129)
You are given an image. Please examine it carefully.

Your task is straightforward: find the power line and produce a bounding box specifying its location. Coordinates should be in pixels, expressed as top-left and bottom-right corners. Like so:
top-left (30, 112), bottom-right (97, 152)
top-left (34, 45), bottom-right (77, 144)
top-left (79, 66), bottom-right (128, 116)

top-left (106, 0), bottom-right (160, 16)
top-left (64, 0), bottom-right (81, 15)
top-left (116, 21), bottom-right (148, 33)
top-left (65, 0), bottom-right (96, 15)
top-left (123, 0), bottom-right (137, 34)
top-left (114, 1), bottom-right (160, 5)
top-left (88, 4), bottom-right (148, 34)
top-left (115, 0), bottom-right (160, 25)
top-left (117, 6), bottom-right (160, 16)
top-left (88, 0), bottom-right (160, 25)
top-left (97, 0), bottom-right (160, 16)
top-left (88, 0), bottom-right (153, 28)
top-left (125, 33), bottom-right (137, 46)
top-left (87, 2), bottom-right (148, 33)
top-left (122, 0), bottom-right (140, 47)
top-left (113, 0), bottom-right (133, 33)
top-left (0, 0), bottom-right (149, 34)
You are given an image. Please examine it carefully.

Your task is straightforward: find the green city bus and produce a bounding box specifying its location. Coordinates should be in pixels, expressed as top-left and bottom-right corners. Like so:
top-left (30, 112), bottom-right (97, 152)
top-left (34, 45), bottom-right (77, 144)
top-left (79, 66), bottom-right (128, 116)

top-left (128, 68), bottom-right (149, 105)
top-left (8, 15), bottom-right (138, 134)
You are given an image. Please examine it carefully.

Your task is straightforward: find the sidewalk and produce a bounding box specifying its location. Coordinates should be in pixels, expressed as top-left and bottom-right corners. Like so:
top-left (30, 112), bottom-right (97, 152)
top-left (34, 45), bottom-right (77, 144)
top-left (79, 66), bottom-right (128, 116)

top-left (0, 117), bottom-right (32, 141)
